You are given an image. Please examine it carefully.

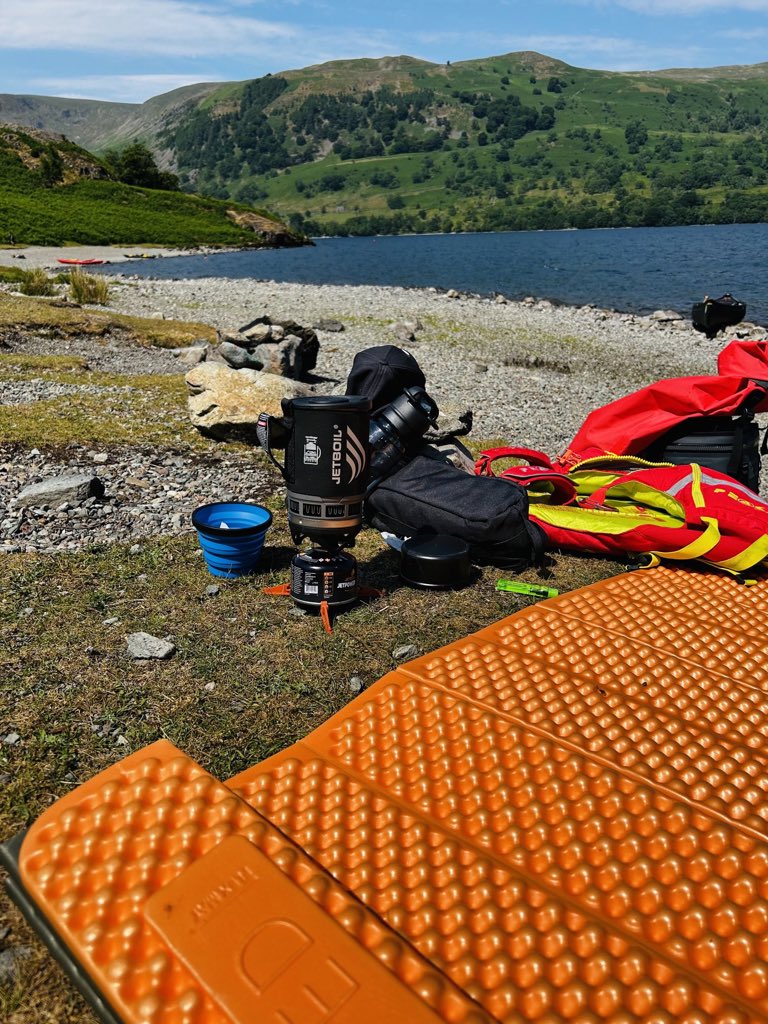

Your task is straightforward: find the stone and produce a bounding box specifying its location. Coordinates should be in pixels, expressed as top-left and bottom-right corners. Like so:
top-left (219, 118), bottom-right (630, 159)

top-left (249, 336), bottom-right (313, 378)
top-left (239, 318), bottom-right (319, 375)
top-left (240, 322), bottom-right (272, 344)
top-left (185, 362), bottom-right (311, 441)
top-left (217, 341), bottom-right (254, 369)
top-left (649, 309), bottom-right (684, 322)
top-left (495, 293), bottom-right (509, 304)
top-left (313, 319), bottom-right (345, 333)
top-left (349, 675), bottom-right (364, 694)
top-left (15, 472), bottom-right (104, 508)
top-left (3, 732), bottom-right (20, 745)
top-left (0, 946), bottom-right (33, 986)
top-left (425, 402), bottom-right (473, 442)
top-left (174, 343), bottom-right (207, 368)
top-left (126, 632), bottom-right (176, 660)
top-left (205, 584), bottom-right (220, 597)
top-left (92, 452), bottom-right (109, 464)
top-left (217, 329), bottom-right (249, 347)
top-left (204, 681), bottom-right (216, 692)
top-left (392, 644), bottom-right (418, 661)
top-left (445, 289), bottom-right (460, 299)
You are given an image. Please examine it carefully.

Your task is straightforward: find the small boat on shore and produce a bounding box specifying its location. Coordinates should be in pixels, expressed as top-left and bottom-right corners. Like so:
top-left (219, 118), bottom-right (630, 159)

top-left (57, 258), bottom-right (107, 266)
top-left (122, 253), bottom-right (158, 259)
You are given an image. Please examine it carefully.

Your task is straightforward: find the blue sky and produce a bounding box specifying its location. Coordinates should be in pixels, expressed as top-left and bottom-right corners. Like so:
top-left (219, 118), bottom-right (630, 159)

top-left (1, 0), bottom-right (768, 103)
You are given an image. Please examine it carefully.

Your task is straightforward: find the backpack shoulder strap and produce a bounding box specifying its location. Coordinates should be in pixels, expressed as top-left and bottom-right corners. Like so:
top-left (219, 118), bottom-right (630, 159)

top-left (475, 447), bottom-right (577, 505)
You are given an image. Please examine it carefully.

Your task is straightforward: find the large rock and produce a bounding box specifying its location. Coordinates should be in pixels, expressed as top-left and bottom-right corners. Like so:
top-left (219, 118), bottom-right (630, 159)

top-left (15, 472), bottom-right (104, 508)
top-left (250, 335), bottom-right (313, 377)
top-left (186, 363), bottom-right (311, 441)
top-left (239, 317), bottom-right (320, 375)
top-left (213, 317), bottom-right (320, 379)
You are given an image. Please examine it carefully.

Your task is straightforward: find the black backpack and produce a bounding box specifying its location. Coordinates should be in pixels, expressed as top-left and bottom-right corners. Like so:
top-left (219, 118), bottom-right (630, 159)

top-left (344, 345), bottom-right (544, 568)
top-left (641, 411), bottom-right (762, 494)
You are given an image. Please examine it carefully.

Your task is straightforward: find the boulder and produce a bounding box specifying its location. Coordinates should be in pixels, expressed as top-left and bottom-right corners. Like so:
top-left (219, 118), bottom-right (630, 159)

top-left (208, 316), bottom-right (320, 379)
top-left (173, 342), bottom-right (207, 368)
top-left (239, 322), bottom-right (272, 345)
top-left (186, 362), bottom-right (311, 441)
top-left (15, 472), bottom-right (104, 508)
top-left (424, 402), bottom-right (473, 443)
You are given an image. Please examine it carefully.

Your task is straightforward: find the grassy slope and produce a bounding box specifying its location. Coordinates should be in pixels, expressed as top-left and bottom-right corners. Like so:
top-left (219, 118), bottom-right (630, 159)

top-left (171, 52), bottom-right (768, 232)
top-left (4, 52), bottom-right (768, 234)
top-left (0, 126), bottom-right (298, 246)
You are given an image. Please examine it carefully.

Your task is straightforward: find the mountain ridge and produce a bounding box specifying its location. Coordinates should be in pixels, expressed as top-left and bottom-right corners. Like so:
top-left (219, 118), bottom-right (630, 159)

top-left (3, 51), bottom-right (768, 235)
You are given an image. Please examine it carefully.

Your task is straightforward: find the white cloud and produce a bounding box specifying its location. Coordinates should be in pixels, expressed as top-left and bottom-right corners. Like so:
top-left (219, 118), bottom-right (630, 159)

top-left (578, 0), bottom-right (768, 12)
top-left (723, 26), bottom-right (768, 36)
top-left (0, 0), bottom-right (297, 56)
top-left (27, 74), bottom-right (226, 103)
top-left (412, 30), bottom-right (706, 71)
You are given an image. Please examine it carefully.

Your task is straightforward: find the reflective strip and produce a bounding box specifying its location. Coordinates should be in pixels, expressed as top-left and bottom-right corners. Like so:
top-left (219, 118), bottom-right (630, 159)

top-left (666, 470), bottom-right (694, 499)
top-left (701, 471), bottom-right (766, 502)
top-left (666, 466), bottom-right (765, 505)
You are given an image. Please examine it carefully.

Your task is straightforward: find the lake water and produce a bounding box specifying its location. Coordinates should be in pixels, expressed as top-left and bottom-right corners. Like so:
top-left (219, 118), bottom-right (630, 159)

top-left (109, 223), bottom-right (768, 324)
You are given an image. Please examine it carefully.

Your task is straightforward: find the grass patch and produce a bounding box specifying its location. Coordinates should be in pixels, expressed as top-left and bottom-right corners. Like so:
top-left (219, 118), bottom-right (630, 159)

top-left (18, 268), bottom-right (55, 297)
top-left (0, 293), bottom-right (216, 348)
top-left (0, 266), bottom-right (28, 285)
top-left (0, 524), bottom-right (624, 1021)
top-left (68, 268), bottom-right (109, 306)
top-left (0, 369), bottom-right (205, 448)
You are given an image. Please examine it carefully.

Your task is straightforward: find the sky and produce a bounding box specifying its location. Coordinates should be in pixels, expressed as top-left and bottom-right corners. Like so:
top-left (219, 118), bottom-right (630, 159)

top-left (1, 0), bottom-right (767, 104)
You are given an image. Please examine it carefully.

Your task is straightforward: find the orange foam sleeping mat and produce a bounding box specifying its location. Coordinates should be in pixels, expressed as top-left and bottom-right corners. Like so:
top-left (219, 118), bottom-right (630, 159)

top-left (4, 564), bottom-right (768, 1024)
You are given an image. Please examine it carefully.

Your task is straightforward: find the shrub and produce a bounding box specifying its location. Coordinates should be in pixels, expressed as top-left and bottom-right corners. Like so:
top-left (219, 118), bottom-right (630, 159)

top-left (19, 267), bottom-right (55, 296)
top-left (69, 269), bottom-right (110, 305)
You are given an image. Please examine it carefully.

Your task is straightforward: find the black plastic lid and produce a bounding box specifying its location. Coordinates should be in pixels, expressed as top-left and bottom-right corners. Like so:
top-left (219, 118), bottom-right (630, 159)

top-left (291, 395), bottom-right (371, 412)
top-left (400, 534), bottom-right (471, 590)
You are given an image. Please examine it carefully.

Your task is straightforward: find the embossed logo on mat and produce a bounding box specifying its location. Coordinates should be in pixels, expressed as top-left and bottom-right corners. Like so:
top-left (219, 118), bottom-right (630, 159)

top-left (145, 834), bottom-right (430, 1023)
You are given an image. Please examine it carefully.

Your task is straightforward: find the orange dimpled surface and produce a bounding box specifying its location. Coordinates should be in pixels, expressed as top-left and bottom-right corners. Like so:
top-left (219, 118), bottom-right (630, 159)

top-left (14, 566), bottom-right (768, 1022)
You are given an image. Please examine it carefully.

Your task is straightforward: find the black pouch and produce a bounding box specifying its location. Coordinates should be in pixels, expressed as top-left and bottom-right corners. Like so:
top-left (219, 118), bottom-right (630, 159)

top-left (642, 412), bottom-right (761, 493)
top-left (366, 454), bottom-right (546, 568)
top-left (691, 293), bottom-right (746, 339)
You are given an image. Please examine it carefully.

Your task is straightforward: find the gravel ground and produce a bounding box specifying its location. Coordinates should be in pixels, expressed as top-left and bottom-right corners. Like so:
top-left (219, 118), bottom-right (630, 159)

top-left (108, 274), bottom-right (762, 454)
top-left (3, 274), bottom-right (767, 552)
top-left (6, 328), bottom-right (183, 375)
top-left (0, 444), bottom-right (274, 553)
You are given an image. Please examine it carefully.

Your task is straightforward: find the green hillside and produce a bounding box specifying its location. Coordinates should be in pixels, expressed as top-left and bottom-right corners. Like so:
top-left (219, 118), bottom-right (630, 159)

top-left (160, 52), bottom-right (768, 235)
top-left (0, 125), bottom-right (306, 247)
top-left (4, 52), bottom-right (768, 236)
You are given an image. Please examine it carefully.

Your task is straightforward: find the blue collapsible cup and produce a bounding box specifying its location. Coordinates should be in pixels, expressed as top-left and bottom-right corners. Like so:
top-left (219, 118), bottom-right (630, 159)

top-left (192, 502), bottom-right (272, 578)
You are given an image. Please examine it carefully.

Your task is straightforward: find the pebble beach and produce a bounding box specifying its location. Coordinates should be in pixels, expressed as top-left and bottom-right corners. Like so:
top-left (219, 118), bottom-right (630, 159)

top-left (2, 253), bottom-right (766, 554)
top-left (106, 272), bottom-right (741, 451)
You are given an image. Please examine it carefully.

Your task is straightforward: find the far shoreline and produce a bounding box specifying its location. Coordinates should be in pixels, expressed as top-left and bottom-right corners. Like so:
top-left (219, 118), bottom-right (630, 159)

top-left (3, 222), bottom-right (767, 325)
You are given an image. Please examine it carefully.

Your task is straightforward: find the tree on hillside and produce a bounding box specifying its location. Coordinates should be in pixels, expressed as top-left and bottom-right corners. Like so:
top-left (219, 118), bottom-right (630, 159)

top-left (104, 143), bottom-right (179, 191)
top-left (39, 144), bottom-right (64, 186)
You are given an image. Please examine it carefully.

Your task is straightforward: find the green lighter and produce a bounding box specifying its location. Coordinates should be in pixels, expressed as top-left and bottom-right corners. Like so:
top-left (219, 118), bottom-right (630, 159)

top-left (496, 579), bottom-right (560, 599)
